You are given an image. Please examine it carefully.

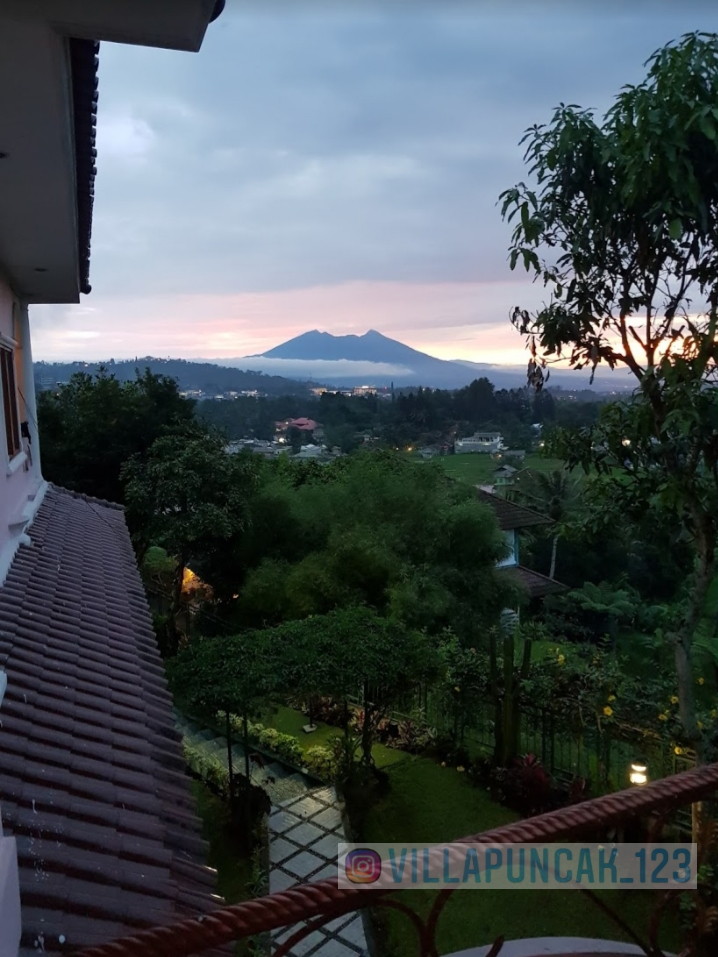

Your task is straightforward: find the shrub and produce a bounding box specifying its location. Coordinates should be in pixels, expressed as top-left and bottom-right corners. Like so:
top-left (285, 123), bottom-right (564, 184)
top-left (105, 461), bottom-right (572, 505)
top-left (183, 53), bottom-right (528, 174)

top-left (489, 753), bottom-right (554, 816)
top-left (303, 745), bottom-right (338, 780)
top-left (183, 741), bottom-right (230, 799)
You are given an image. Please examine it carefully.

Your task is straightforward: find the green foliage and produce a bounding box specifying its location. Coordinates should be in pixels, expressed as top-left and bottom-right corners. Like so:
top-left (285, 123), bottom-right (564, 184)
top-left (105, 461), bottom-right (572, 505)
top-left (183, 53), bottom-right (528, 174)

top-left (501, 32), bottom-right (718, 746)
top-left (168, 632), bottom-right (274, 720)
top-left (303, 745), bottom-right (339, 780)
top-left (236, 451), bottom-right (513, 639)
top-left (184, 740), bottom-right (231, 799)
top-left (38, 368), bottom-right (195, 503)
top-left (123, 433), bottom-right (261, 628)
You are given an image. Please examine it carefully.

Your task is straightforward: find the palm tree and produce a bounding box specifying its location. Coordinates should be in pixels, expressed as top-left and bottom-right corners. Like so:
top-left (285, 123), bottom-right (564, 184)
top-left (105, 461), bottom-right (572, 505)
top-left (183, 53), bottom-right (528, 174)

top-left (509, 469), bottom-right (579, 579)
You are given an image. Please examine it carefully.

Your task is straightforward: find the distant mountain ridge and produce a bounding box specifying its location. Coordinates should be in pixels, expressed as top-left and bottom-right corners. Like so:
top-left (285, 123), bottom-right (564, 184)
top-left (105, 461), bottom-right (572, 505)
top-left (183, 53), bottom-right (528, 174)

top-left (240, 329), bottom-right (633, 390)
top-left (33, 357), bottom-right (312, 396)
top-left (245, 328), bottom-right (499, 388)
top-left (255, 329), bottom-right (438, 365)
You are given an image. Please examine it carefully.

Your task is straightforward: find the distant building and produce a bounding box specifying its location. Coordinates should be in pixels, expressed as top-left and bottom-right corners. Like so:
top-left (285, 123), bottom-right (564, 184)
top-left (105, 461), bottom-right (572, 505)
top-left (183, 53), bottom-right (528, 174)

top-left (494, 449), bottom-right (527, 463)
top-left (455, 431), bottom-right (504, 454)
top-left (276, 416), bottom-right (320, 433)
top-left (494, 464), bottom-right (518, 487)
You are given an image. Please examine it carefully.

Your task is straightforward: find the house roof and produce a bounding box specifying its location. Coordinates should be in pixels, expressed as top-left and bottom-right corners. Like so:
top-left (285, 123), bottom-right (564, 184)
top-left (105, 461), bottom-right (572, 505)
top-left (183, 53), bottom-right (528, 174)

top-left (69, 39), bottom-right (99, 296)
top-left (500, 564), bottom-right (567, 599)
top-left (0, 486), bottom-right (224, 955)
top-left (476, 489), bottom-right (550, 530)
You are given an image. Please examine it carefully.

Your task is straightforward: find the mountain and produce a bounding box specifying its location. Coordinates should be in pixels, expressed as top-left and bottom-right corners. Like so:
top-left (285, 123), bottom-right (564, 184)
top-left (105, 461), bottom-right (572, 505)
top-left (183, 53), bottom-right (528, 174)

top-left (229, 329), bottom-right (633, 390)
top-left (237, 329), bottom-right (511, 388)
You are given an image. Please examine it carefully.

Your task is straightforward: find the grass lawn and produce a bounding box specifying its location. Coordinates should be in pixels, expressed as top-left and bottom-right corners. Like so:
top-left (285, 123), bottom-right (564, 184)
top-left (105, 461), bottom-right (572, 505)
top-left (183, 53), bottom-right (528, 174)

top-left (266, 704), bottom-right (407, 769)
top-left (360, 757), bottom-right (681, 957)
top-left (437, 452), bottom-right (565, 487)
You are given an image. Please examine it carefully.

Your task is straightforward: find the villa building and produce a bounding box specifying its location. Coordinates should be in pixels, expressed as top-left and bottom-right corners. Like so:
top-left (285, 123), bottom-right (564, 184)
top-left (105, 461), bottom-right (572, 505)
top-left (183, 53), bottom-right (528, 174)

top-left (454, 431), bottom-right (503, 454)
top-left (0, 3), bottom-right (225, 954)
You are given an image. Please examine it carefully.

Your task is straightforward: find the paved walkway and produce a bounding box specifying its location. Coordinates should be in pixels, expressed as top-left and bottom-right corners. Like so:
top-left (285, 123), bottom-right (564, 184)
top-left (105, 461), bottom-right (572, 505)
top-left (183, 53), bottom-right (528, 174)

top-left (175, 714), bottom-right (369, 956)
top-left (269, 786), bottom-right (369, 957)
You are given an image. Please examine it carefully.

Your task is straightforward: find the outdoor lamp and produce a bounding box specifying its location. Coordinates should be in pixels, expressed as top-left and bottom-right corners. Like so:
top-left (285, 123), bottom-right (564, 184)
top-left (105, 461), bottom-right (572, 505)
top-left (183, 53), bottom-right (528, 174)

top-left (629, 760), bottom-right (648, 786)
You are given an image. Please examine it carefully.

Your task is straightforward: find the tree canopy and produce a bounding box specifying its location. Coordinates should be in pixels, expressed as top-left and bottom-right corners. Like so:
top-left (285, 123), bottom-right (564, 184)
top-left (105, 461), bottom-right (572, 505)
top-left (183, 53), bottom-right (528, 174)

top-left (38, 368), bottom-right (195, 503)
top-left (501, 32), bottom-right (718, 745)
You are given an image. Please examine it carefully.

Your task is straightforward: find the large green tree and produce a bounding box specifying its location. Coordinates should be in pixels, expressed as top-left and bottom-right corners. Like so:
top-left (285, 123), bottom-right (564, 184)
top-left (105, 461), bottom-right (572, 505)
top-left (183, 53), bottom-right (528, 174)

top-left (500, 32), bottom-right (718, 745)
top-left (122, 431), bottom-right (259, 642)
top-left (269, 606), bottom-right (440, 770)
top-left (236, 451), bottom-right (513, 641)
top-left (38, 368), bottom-right (195, 503)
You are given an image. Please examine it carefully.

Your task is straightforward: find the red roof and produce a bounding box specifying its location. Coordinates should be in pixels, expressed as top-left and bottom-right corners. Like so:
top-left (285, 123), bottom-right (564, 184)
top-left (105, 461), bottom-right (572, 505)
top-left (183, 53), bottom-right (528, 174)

top-left (0, 487), bottom-right (224, 954)
top-left (276, 417), bottom-right (319, 432)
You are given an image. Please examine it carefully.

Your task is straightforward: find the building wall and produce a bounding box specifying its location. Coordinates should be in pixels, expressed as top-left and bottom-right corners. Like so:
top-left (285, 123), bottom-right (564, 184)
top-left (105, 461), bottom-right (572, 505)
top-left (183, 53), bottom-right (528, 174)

top-left (0, 279), bottom-right (45, 584)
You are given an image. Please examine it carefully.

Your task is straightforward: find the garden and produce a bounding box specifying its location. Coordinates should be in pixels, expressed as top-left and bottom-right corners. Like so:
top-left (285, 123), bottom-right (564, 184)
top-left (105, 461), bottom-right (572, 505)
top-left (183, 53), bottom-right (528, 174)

top-left (33, 30), bottom-right (718, 957)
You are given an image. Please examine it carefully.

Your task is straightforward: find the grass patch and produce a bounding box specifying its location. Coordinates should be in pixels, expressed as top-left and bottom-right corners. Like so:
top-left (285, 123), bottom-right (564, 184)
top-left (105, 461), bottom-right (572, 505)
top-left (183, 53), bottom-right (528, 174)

top-left (437, 453), bottom-right (565, 487)
top-left (265, 704), bottom-right (407, 769)
top-left (359, 756), bottom-right (681, 956)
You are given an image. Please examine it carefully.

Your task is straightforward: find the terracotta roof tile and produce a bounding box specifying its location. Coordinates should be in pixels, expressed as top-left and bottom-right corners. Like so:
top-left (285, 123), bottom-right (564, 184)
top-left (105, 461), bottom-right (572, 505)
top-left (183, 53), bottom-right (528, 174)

top-left (500, 564), bottom-right (567, 598)
top-left (476, 488), bottom-right (551, 530)
top-left (0, 485), bottom-right (225, 954)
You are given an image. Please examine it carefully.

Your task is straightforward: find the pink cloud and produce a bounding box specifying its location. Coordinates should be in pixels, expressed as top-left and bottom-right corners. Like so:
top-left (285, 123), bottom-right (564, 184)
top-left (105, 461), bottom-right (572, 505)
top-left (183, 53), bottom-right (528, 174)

top-left (32, 279), bottom-right (549, 365)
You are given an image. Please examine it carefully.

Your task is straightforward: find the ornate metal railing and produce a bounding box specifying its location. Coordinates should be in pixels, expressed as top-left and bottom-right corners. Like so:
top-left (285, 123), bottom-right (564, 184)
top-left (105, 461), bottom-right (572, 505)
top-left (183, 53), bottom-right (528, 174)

top-left (77, 762), bottom-right (718, 957)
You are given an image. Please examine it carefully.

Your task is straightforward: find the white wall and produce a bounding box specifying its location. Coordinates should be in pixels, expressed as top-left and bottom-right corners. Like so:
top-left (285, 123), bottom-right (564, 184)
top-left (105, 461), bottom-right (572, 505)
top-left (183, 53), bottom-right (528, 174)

top-left (0, 281), bottom-right (45, 583)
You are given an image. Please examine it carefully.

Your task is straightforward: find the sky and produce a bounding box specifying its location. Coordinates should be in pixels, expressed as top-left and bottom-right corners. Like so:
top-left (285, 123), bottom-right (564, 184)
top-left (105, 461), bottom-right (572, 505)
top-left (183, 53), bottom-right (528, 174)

top-left (32, 1), bottom-right (718, 366)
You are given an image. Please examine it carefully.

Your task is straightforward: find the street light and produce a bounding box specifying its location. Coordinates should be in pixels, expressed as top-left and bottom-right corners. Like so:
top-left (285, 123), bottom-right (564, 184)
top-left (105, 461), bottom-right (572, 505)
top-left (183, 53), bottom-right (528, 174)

top-left (629, 760), bottom-right (648, 786)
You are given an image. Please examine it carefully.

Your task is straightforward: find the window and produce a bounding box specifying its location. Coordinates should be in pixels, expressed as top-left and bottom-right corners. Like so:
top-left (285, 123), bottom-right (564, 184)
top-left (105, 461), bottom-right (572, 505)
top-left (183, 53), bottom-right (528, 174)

top-left (1, 346), bottom-right (20, 460)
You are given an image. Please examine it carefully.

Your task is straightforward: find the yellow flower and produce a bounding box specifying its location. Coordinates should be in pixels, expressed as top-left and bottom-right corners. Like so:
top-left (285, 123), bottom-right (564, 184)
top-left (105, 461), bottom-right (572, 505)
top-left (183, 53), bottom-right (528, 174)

top-left (557, 654), bottom-right (566, 665)
top-left (456, 765), bottom-right (466, 773)
top-left (659, 713), bottom-right (669, 721)
top-left (608, 694), bottom-right (616, 702)
top-left (670, 696), bottom-right (679, 705)
top-left (603, 706), bottom-right (613, 717)
top-left (674, 746), bottom-right (683, 755)
top-left (698, 677), bottom-right (705, 686)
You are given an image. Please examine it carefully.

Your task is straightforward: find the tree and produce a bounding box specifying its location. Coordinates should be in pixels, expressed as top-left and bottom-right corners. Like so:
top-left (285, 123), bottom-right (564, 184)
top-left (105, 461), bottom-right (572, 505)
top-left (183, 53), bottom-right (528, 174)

top-left (509, 469), bottom-right (579, 578)
top-left (271, 606), bottom-right (440, 771)
top-left (500, 32), bottom-right (718, 747)
top-left (236, 451), bottom-right (512, 640)
top-left (122, 431), bottom-right (259, 647)
top-left (168, 632), bottom-right (274, 797)
top-left (38, 368), bottom-right (195, 503)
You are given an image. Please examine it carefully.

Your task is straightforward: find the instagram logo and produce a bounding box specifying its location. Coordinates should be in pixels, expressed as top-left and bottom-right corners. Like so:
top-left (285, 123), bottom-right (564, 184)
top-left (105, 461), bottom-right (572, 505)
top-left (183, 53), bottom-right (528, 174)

top-left (345, 848), bottom-right (382, 883)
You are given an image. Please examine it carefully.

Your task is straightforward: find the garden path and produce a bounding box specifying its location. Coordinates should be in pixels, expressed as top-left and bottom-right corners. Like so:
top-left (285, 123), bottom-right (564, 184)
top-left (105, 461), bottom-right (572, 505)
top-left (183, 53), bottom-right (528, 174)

top-left (176, 714), bottom-right (369, 956)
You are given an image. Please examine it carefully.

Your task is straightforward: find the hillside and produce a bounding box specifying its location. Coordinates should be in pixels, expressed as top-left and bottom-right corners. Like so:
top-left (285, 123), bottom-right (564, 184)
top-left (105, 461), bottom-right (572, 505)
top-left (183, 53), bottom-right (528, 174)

top-left (33, 358), bottom-right (312, 396)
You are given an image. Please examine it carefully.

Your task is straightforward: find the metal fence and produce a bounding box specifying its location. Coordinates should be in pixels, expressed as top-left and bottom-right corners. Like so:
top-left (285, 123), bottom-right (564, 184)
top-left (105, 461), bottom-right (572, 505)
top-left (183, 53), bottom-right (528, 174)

top-left (377, 684), bottom-right (693, 795)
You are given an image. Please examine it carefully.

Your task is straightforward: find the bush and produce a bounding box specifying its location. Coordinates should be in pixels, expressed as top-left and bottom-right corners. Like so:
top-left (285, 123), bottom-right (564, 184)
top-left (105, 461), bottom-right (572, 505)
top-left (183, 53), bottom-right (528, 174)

top-left (489, 753), bottom-right (554, 816)
top-left (304, 745), bottom-right (338, 780)
top-left (183, 740), bottom-right (230, 799)
top-left (255, 726), bottom-right (304, 766)
top-left (220, 713), bottom-right (305, 766)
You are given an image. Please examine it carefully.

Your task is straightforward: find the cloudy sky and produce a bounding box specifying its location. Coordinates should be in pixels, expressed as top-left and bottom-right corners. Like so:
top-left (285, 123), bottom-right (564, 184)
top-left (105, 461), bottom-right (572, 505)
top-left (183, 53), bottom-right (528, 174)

top-left (33, 1), bottom-right (718, 365)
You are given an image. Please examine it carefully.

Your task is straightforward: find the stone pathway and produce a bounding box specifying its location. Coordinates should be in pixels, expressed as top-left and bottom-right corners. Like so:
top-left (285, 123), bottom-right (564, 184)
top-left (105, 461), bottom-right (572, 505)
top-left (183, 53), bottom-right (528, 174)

top-left (175, 711), bottom-right (315, 804)
top-left (269, 786), bottom-right (369, 957)
top-left (175, 714), bottom-right (369, 956)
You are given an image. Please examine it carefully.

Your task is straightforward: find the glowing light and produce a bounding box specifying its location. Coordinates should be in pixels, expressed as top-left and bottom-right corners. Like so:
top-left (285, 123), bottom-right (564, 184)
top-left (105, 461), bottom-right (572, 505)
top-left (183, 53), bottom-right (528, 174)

top-left (629, 760), bottom-right (648, 786)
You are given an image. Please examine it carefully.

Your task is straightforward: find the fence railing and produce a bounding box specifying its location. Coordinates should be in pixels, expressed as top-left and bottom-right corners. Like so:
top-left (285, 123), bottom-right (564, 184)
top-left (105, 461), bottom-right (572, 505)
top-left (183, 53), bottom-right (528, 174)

top-left (77, 761), bottom-right (718, 957)
top-left (362, 683), bottom-right (694, 794)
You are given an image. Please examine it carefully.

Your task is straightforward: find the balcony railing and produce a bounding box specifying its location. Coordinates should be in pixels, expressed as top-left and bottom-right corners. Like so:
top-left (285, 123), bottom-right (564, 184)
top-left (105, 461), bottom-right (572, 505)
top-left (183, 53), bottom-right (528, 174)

top-left (77, 762), bottom-right (718, 957)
